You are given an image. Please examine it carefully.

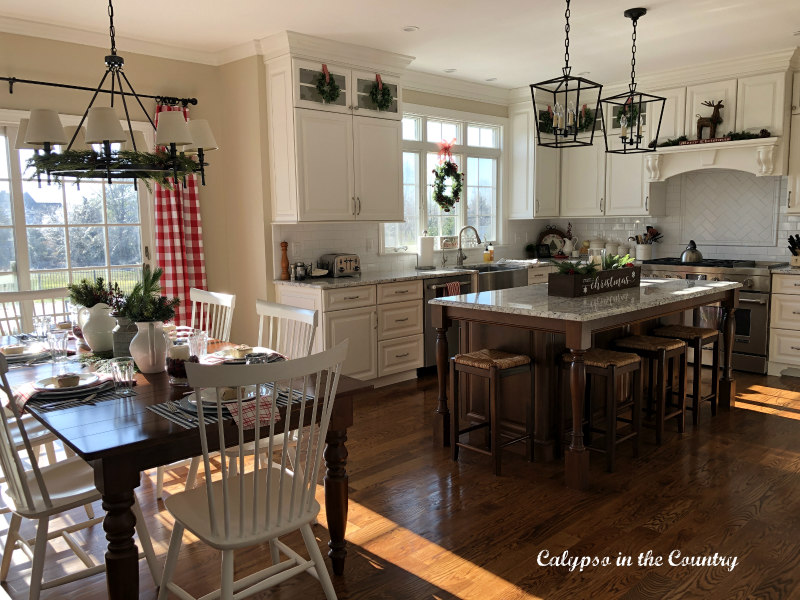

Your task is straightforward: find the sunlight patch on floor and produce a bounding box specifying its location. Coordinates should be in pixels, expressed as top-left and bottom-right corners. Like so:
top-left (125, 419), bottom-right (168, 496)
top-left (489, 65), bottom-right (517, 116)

top-left (735, 385), bottom-right (800, 420)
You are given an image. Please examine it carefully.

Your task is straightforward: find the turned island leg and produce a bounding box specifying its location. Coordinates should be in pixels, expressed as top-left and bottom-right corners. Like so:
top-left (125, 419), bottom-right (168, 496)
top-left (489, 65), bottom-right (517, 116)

top-left (432, 305), bottom-right (452, 447)
top-left (565, 348), bottom-right (590, 490)
top-left (719, 304), bottom-right (737, 411)
top-left (324, 429), bottom-right (349, 575)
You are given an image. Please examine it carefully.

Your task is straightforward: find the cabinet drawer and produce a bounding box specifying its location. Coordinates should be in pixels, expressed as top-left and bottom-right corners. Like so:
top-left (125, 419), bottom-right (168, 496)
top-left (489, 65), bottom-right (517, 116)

top-left (323, 285), bottom-right (376, 311)
top-left (772, 275), bottom-right (800, 295)
top-left (377, 300), bottom-right (423, 340)
top-left (770, 294), bottom-right (800, 330)
top-left (769, 328), bottom-right (800, 366)
top-left (377, 280), bottom-right (422, 303)
top-left (378, 334), bottom-right (424, 376)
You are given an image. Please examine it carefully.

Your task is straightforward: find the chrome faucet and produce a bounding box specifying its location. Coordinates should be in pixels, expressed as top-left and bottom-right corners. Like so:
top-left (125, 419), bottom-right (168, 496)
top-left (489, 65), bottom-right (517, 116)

top-left (456, 226), bottom-right (482, 266)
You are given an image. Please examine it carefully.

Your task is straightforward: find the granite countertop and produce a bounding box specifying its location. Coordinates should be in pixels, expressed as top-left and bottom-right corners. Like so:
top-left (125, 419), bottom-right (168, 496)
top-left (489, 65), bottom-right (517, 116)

top-left (429, 278), bottom-right (742, 322)
top-left (769, 264), bottom-right (797, 274)
top-left (274, 261), bottom-right (555, 289)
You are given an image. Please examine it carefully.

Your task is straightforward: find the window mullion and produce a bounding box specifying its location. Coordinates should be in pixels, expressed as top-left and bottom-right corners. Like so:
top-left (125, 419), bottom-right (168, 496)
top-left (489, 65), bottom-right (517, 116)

top-left (7, 126), bottom-right (31, 292)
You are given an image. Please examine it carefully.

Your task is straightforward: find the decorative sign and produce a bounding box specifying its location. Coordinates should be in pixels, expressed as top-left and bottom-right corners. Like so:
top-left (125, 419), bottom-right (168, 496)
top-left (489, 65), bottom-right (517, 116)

top-left (548, 266), bottom-right (642, 298)
top-left (679, 137), bottom-right (731, 146)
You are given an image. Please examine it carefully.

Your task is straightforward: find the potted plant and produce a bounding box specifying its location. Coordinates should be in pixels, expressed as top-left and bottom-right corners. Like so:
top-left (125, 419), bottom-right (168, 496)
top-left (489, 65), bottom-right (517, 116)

top-left (122, 265), bottom-right (180, 374)
top-left (67, 277), bottom-right (123, 353)
top-left (548, 256), bottom-right (641, 297)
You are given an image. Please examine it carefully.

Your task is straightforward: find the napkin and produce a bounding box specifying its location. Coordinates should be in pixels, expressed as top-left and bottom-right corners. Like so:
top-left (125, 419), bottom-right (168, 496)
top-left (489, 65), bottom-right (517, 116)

top-left (12, 374), bottom-right (114, 411)
top-left (225, 395), bottom-right (281, 431)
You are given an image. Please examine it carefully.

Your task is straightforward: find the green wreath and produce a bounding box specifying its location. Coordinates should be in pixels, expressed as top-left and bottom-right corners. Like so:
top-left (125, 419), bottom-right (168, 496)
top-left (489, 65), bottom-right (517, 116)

top-left (369, 81), bottom-right (393, 110)
top-left (315, 71), bottom-right (341, 104)
top-left (431, 161), bottom-right (463, 212)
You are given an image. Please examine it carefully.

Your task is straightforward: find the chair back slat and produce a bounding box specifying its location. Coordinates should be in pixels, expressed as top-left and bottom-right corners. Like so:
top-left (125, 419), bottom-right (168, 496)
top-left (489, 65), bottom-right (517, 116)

top-left (185, 341), bottom-right (348, 543)
top-left (0, 355), bottom-right (53, 513)
top-left (190, 288), bottom-right (235, 342)
top-left (255, 300), bottom-right (317, 359)
top-left (0, 288), bottom-right (69, 335)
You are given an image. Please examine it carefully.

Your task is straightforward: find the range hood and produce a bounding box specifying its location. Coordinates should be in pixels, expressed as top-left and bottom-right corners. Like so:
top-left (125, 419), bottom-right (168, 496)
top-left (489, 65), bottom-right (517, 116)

top-left (644, 137), bottom-right (782, 182)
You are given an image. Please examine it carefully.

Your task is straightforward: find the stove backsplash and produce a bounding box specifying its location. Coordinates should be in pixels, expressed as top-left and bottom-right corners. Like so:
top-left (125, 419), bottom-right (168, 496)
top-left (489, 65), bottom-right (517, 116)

top-left (546, 170), bottom-right (790, 263)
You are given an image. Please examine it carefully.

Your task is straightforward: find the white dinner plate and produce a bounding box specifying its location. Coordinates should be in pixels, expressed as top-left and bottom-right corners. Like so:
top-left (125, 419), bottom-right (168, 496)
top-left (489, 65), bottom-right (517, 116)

top-left (212, 346), bottom-right (275, 359)
top-left (186, 386), bottom-right (259, 406)
top-left (34, 373), bottom-right (100, 391)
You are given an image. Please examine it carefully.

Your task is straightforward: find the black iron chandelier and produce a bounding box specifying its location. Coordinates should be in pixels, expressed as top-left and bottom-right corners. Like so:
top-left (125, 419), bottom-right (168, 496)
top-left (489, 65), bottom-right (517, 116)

top-left (530, 0), bottom-right (603, 148)
top-left (19, 0), bottom-right (217, 188)
top-left (600, 8), bottom-right (665, 154)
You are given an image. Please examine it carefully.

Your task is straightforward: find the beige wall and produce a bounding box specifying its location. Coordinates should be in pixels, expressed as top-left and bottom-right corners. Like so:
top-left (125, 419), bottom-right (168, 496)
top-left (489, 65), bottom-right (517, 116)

top-left (403, 89), bottom-right (508, 118)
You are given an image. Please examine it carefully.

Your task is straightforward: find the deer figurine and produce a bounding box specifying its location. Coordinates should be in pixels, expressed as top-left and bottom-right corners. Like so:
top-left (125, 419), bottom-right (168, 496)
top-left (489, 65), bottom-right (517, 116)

top-left (696, 100), bottom-right (724, 139)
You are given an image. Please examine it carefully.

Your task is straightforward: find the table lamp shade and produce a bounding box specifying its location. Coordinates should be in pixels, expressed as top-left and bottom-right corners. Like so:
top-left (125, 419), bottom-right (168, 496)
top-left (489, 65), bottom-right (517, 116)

top-left (121, 130), bottom-right (149, 152)
top-left (63, 125), bottom-right (92, 151)
top-left (25, 109), bottom-right (67, 145)
top-left (184, 120), bottom-right (218, 153)
top-left (85, 107), bottom-right (126, 143)
top-left (156, 111), bottom-right (192, 146)
top-left (14, 118), bottom-right (42, 150)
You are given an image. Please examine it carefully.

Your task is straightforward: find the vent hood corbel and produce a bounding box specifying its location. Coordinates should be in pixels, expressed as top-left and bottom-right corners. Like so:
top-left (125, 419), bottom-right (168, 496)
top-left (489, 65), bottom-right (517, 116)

top-left (645, 137), bottom-right (782, 182)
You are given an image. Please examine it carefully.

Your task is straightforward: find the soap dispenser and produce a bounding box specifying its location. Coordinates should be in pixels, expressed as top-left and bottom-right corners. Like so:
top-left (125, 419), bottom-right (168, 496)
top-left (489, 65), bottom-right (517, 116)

top-left (487, 242), bottom-right (495, 261)
top-left (483, 244), bottom-right (491, 263)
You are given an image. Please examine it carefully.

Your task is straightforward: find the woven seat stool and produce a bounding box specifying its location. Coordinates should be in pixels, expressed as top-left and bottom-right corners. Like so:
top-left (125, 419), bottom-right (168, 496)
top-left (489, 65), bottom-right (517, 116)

top-left (558, 349), bottom-right (643, 472)
top-left (614, 335), bottom-right (687, 445)
top-left (450, 349), bottom-right (533, 476)
top-left (652, 324), bottom-right (719, 425)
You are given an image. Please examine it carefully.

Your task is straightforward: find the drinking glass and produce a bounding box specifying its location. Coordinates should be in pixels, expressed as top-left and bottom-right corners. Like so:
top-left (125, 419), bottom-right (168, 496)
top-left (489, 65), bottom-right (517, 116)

top-left (245, 352), bottom-right (270, 398)
top-left (46, 329), bottom-right (69, 363)
top-left (35, 315), bottom-right (52, 339)
top-left (111, 357), bottom-right (136, 396)
top-left (188, 329), bottom-right (208, 359)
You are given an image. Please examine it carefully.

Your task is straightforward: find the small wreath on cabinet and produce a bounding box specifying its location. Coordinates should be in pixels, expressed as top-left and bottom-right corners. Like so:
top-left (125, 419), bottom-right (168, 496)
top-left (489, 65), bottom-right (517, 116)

top-left (369, 80), bottom-right (393, 110)
top-left (431, 161), bottom-right (463, 212)
top-left (315, 69), bottom-right (341, 104)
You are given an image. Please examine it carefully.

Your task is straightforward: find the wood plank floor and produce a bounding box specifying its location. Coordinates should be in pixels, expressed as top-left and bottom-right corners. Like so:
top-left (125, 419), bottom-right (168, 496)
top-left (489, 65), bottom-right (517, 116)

top-left (2, 368), bottom-right (800, 599)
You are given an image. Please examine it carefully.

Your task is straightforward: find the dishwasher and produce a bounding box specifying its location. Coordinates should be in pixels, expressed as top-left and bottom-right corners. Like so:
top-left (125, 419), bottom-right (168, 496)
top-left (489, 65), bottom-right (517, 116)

top-left (423, 275), bottom-right (473, 368)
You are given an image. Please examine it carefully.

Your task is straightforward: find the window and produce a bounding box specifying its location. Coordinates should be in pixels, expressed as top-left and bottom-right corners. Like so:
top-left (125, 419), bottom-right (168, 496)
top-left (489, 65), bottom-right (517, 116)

top-left (0, 120), bottom-right (152, 295)
top-left (382, 111), bottom-right (503, 253)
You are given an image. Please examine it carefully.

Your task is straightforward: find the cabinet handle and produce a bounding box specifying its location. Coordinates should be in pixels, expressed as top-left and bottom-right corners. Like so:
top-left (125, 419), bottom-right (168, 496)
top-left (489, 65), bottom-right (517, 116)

top-left (645, 195), bottom-right (649, 211)
top-left (535, 199), bottom-right (540, 212)
top-left (794, 283), bottom-right (800, 286)
top-left (394, 290), bottom-right (409, 294)
top-left (395, 352), bottom-right (410, 358)
top-left (352, 196), bottom-right (356, 215)
top-left (791, 346), bottom-right (800, 351)
top-left (343, 295), bottom-right (360, 300)
top-left (793, 311), bottom-right (800, 315)
top-left (789, 190), bottom-right (793, 209)
top-left (600, 197), bottom-right (605, 213)
top-left (357, 197), bottom-right (362, 215)
top-left (394, 317), bottom-right (409, 322)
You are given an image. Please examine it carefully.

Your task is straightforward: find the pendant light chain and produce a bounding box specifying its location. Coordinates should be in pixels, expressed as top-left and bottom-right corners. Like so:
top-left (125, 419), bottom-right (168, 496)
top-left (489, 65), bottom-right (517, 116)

top-left (629, 15), bottom-right (638, 91)
top-left (108, 0), bottom-right (117, 56)
top-left (563, 0), bottom-right (571, 72)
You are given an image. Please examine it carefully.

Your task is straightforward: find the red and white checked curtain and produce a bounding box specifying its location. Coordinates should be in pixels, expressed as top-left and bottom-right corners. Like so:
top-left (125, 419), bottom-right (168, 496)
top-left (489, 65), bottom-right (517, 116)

top-left (153, 103), bottom-right (207, 326)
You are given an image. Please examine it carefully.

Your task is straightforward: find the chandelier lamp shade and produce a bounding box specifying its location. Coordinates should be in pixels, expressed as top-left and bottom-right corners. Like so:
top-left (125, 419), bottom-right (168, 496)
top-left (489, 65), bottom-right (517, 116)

top-left (21, 0), bottom-right (217, 188)
top-left (529, 0), bottom-right (603, 148)
top-left (600, 8), bottom-right (665, 154)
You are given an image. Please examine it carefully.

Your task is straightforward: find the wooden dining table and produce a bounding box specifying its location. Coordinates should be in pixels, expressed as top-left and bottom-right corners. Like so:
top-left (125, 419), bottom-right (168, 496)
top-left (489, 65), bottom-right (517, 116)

top-left (5, 340), bottom-right (372, 600)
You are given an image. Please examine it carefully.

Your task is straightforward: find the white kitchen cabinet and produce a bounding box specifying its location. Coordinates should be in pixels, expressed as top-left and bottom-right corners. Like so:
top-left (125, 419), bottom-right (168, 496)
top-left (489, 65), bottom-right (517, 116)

top-left (560, 143), bottom-right (605, 217)
top-left (352, 116), bottom-right (403, 221)
top-left (788, 114), bottom-right (800, 214)
top-left (352, 69), bottom-right (401, 120)
top-left (293, 59), bottom-right (352, 115)
top-left (324, 305), bottom-right (378, 380)
top-left (273, 284), bottom-right (324, 354)
top-left (649, 87), bottom-right (686, 146)
top-left (735, 72), bottom-right (787, 135)
top-left (684, 79), bottom-right (737, 139)
top-left (378, 335), bottom-right (424, 376)
top-left (604, 138), bottom-right (666, 217)
top-left (769, 274), bottom-right (800, 374)
top-left (508, 105), bottom-right (560, 219)
top-left (295, 109), bottom-right (355, 221)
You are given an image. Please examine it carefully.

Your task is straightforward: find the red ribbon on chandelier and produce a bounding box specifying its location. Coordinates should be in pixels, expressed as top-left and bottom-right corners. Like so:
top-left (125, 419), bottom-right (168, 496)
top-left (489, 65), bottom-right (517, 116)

top-left (437, 138), bottom-right (456, 164)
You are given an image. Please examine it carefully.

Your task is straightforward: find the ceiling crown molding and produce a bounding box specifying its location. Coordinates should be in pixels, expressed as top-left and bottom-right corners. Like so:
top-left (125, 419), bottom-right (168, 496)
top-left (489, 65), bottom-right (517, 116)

top-left (259, 31), bottom-right (414, 75)
top-left (402, 70), bottom-right (512, 106)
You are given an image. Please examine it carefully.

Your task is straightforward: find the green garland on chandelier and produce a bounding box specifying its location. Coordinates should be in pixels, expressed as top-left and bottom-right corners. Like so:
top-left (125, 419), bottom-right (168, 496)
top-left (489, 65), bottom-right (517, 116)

top-left (369, 81), bottom-right (393, 110)
top-left (537, 106), bottom-right (595, 134)
top-left (28, 149), bottom-right (200, 190)
top-left (431, 161), bottom-right (463, 212)
top-left (315, 71), bottom-right (341, 104)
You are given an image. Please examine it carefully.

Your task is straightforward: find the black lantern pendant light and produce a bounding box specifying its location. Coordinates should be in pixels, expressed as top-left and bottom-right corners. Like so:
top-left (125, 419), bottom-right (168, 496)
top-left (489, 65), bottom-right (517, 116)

top-left (600, 8), bottom-right (665, 154)
top-left (530, 0), bottom-right (603, 148)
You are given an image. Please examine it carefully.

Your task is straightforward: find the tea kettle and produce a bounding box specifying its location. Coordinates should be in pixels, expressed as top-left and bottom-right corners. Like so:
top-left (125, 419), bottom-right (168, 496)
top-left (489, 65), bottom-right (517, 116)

top-left (680, 240), bottom-right (703, 263)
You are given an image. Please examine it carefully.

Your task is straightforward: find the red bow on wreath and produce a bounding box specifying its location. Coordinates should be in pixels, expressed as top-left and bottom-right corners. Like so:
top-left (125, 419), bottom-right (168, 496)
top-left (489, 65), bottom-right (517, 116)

top-left (437, 139), bottom-right (456, 164)
top-left (376, 73), bottom-right (383, 91)
top-left (322, 64), bottom-right (330, 84)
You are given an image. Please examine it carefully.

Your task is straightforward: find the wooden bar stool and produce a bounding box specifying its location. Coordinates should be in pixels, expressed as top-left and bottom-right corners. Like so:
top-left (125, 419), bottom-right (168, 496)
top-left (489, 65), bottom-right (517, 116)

top-left (614, 335), bottom-right (687, 445)
top-left (559, 349), bottom-right (643, 472)
top-left (450, 349), bottom-right (533, 476)
top-left (652, 324), bottom-right (719, 425)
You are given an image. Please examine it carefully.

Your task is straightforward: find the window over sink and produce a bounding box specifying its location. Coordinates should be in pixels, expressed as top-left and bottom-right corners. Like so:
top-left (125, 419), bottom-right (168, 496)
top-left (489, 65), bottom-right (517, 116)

top-left (382, 108), bottom-right (503, 254)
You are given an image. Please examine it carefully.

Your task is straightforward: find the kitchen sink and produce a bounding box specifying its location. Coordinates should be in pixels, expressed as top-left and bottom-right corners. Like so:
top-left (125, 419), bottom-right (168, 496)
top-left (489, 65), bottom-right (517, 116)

top-left (454, 263), bottom-right (528, 291)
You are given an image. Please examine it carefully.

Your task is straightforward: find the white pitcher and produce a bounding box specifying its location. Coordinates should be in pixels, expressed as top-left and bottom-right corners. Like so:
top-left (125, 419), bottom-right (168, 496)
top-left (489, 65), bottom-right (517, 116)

top-left (77, 303), bottom-right (116, 353)
top-left (129, 321), bottom-right (170, 374)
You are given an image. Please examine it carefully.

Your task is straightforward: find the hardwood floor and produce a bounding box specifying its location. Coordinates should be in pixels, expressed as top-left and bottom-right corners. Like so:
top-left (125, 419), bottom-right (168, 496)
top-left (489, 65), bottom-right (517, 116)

top-left (3, 368), bottom-right (800, 599)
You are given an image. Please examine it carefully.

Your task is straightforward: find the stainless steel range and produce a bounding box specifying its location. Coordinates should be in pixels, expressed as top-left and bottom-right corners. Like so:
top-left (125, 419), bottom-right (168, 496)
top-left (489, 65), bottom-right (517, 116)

top-left (641, 258), bottom-right (777, 374)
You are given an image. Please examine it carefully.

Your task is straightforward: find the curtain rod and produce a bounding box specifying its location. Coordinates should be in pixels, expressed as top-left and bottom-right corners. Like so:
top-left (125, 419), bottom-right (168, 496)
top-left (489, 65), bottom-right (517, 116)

top-left (1, 75), bottom-right (198, 107)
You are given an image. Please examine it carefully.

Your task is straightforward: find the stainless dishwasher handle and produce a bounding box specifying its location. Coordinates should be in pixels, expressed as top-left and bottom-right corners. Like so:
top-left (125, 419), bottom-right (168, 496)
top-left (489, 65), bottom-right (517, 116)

top-left (739, 298), bottom-right (766, 305)
top-left (428, 281), bottom-right (471, 291)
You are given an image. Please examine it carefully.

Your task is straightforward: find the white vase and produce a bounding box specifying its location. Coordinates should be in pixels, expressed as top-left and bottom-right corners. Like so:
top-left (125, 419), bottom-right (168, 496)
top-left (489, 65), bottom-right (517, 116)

top-left (129, 321), bottom-right (169, 374)
top-left (636, 244), bottom-right (653, 261)
top-left (77, 303), bottom-right (116, 353)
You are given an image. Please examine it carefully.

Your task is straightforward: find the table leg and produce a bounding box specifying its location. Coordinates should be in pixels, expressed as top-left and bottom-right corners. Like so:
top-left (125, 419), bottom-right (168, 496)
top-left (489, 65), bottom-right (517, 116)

top-left (719, 305), bottom-right (736, 411)
top-left (324, 428), bottom-right (348, 575)
top-left (565, 348), bottom-right (590, 490)
top-left (92, 459), bottom-right (141, 600)
top-left (435, 326), bottom-right (451, 447)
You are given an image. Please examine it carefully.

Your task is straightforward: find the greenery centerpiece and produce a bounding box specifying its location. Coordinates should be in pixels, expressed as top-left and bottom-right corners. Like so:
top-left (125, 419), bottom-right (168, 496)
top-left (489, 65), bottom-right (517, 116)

top-left (67, 277), bottom-right (124, 353)
top-left (548, 255), bottom-right (641, 298)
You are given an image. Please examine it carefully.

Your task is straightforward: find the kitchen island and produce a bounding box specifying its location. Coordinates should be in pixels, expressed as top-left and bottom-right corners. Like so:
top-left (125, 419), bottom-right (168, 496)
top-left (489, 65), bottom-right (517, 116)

top-left (430, 278), bottom-right (741, 490)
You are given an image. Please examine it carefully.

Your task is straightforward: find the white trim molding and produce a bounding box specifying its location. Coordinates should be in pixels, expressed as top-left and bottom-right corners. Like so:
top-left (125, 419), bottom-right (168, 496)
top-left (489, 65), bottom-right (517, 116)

top-left (402, 70), bottom-right (512, 107)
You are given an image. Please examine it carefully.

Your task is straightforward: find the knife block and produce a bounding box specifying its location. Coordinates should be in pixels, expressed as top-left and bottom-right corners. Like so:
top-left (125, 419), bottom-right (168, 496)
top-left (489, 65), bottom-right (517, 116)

top-left (790, 256), bottom-right (800, 267)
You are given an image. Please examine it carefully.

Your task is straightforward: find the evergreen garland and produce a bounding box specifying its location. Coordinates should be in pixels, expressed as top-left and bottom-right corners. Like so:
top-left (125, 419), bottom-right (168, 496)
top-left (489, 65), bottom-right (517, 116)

top-left (537, 107), bottom-right (595, 134)
top-left (431, 161), bottom-right (463, 212)
top-left (369, 81), bottom-right (393, 110)
top-left (120, 265), bottom-right (180, 323)
top-left (315, 71), bottom-right (341, 103)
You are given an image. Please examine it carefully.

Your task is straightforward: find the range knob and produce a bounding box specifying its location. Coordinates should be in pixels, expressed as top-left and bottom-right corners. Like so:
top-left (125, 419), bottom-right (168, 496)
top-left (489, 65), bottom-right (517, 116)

top-left (743, 278), bottom-right (754, 288)
top-left (354, 265), bottom-right (360, 271)
top-left (711, 277), bottom-right (720, 281)
top-left (338, 266), bottom-right (345, 272)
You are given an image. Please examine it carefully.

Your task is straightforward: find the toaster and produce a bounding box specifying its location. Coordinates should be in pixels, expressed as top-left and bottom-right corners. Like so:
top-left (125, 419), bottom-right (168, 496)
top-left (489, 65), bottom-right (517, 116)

top-left (318, 253), bottom-right (361, 277)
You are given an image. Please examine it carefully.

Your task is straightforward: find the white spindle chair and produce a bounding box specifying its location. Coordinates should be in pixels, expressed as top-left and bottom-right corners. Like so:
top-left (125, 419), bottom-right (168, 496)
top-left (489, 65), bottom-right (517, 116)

top-left (0, 355), bottom-right (159, 600)
top-left (190, 288), bottom-right (236, 342)
top-left (160, 301), bottom-right (319, 499)
top-left (0, 288), bottom-right (70, 336)
top-left (158, 341), bottom-right (348, 600)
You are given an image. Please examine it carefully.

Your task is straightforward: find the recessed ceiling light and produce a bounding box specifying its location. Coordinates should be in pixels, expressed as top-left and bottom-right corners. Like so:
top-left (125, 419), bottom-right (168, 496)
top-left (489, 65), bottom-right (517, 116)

top-left (443, 68), bottom-right (457, 73)
top-left (402, 25), bottom-right (419, 32)
top-left (485, 77), bottom-right (497, 82)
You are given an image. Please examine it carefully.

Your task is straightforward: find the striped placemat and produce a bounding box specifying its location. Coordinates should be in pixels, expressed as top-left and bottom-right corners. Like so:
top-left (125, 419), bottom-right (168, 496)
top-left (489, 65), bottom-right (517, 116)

top-left (147, 401), bottom-right (223, 429)
top-left (27, 384), bottom-right (133, 412)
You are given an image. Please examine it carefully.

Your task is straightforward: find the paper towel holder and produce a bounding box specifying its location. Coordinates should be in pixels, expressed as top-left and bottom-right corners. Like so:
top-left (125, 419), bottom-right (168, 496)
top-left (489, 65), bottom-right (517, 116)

top-left (416, 231), bottom-right (437, 270)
